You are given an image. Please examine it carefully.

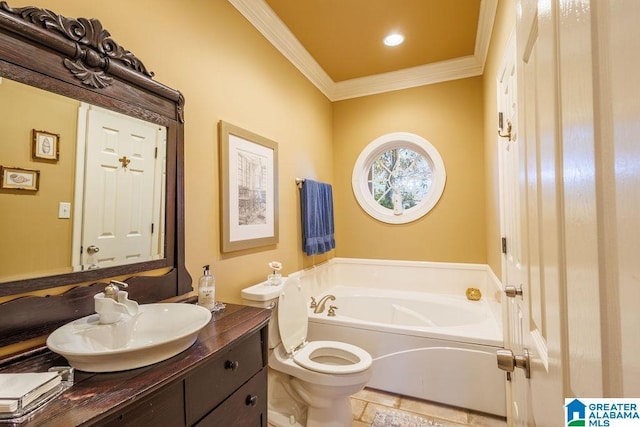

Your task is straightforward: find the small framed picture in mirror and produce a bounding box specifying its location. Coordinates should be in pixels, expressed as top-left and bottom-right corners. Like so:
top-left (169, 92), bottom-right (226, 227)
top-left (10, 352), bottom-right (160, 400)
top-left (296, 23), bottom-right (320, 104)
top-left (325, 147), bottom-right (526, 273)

top-left (32, 129), bottom-right (60, 161)
top-left (0, 166), bottom-right (40, 191)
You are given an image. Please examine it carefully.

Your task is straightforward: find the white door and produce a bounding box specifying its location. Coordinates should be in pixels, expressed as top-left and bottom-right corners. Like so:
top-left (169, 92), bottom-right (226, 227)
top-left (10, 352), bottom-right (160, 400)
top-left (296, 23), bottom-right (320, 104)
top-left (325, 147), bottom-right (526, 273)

top-left (500, 0), bottom-right (640, 424)
top-left (81, 106), bottom-right (164, 269)
top-left (595, 0), bottom-right (640, 396)
top-left (497, 30), bottom-right (526, 424)
top-left (499, 0), bottom-right (565, 425)
top-left (557, 0), bottom-right (640, 398)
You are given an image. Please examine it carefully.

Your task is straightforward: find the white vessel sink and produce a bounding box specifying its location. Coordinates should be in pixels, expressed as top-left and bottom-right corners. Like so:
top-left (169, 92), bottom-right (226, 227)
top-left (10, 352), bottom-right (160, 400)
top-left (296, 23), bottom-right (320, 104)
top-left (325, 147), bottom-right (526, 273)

top-left (46, 303), bottom-right (212, 372)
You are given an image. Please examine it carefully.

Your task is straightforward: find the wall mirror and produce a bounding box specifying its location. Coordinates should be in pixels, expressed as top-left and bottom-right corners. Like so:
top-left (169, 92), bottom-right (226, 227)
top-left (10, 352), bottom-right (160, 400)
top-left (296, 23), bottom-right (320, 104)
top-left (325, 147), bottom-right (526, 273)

top-left (1, 78), bottom-right (168, 282)
top-left (0, 2), bottom-right (191, 304)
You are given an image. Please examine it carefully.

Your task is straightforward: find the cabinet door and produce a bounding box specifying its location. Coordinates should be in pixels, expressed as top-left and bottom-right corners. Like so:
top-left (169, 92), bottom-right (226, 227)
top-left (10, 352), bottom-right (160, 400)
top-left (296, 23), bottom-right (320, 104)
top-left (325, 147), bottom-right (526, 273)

top-left (94, 380), bottom-right (185, 427)
top-left (186, 333), bottom-right (263, 424)
top-left (196, 368), bottom-right (267, 427)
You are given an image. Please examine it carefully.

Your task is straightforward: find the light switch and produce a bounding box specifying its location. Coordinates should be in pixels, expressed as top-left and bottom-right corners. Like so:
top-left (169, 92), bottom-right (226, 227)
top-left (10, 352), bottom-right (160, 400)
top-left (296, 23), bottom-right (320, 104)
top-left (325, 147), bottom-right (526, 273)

top-left (58, 202), bottom-right (71, 219)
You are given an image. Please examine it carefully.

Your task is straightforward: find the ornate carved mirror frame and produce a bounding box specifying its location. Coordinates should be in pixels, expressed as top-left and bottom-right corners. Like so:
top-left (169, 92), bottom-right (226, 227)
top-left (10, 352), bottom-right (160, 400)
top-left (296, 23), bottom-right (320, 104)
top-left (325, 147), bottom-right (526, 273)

top-left (0, 2), bottom-right (191, 351)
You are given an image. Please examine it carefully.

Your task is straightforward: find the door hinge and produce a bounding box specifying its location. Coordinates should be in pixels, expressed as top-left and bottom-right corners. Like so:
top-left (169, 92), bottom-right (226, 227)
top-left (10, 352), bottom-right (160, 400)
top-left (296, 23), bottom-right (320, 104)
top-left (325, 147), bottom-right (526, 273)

top-left (151, 223), bottom-right (155, 233)
top-left (501, 237), bottom-right (507, 254)
top-left (154, 147), bottom-right (158, 159)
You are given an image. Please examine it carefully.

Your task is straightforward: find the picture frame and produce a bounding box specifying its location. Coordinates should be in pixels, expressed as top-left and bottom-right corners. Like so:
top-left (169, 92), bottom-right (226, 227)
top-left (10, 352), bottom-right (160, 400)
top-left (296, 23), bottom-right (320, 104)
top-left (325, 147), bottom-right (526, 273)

top-left (219, 121), bottom-right (279, 252)
top-left (32, 129), bottom-right (60, 161)
top-left (0, 166), bottom-right (40, 191)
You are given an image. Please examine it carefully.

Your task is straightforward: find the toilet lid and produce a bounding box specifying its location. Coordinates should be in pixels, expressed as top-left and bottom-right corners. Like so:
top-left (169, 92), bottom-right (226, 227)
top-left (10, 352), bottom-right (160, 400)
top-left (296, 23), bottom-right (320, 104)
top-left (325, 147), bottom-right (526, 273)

top-left (277, 277), bottom-right (309, 353)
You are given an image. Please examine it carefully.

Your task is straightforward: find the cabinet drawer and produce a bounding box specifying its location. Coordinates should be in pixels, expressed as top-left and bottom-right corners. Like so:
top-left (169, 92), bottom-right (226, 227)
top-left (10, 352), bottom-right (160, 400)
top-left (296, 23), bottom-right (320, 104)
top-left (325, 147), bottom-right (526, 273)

top-left (94, 380), bottom-right (185, 427)
top-left (195, 367), bottom-right (267, 427)
top-left (186, 332), bottom-right (264, 424)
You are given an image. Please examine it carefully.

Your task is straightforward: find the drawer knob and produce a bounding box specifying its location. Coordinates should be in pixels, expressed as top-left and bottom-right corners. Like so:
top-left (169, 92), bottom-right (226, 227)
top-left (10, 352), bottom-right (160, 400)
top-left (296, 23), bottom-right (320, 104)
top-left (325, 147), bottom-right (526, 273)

top-left (225, 360), bottom-right (239, 371)
top-left (245, 395), bottom-right (258, 407)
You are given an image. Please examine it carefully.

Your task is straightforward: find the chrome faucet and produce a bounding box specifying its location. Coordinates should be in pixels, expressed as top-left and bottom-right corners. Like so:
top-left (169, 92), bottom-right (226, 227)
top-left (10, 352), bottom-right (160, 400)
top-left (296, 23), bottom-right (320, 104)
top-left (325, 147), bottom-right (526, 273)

top-left (313, 294), bottom-right (336, 314)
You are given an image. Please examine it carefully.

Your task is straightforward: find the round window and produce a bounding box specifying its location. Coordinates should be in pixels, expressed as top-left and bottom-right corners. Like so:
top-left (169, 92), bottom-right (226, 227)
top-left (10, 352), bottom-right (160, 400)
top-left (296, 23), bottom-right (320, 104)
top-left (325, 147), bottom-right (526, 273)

top-left (352, 132), bottom-right (446, 224)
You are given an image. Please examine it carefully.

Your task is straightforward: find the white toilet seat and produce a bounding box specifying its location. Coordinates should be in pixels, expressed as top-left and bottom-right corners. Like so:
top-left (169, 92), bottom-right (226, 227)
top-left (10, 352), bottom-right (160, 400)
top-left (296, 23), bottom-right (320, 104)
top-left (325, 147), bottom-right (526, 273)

top-left (277, 277), bottom-right (372, 376)
top-left (293, 340), bottom-right (372, 374)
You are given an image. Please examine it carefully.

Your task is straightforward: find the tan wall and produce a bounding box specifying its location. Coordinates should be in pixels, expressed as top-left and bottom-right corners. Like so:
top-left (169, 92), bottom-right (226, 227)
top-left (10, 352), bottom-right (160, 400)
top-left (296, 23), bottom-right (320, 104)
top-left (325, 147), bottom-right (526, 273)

top-left (12, 0), bottom-right (334, 305)
top-left (482, 0), bottom-right (516, 279)
top-left (332, 77), bottom-right (486, 263)
top-left (0, 79), bottom-right (77, 278)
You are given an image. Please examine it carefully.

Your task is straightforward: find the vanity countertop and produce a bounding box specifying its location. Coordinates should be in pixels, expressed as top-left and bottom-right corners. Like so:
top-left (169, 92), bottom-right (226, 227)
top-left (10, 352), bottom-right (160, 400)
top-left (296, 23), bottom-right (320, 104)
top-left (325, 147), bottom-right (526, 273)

top-left (0, 303), bottom-right (271, 426)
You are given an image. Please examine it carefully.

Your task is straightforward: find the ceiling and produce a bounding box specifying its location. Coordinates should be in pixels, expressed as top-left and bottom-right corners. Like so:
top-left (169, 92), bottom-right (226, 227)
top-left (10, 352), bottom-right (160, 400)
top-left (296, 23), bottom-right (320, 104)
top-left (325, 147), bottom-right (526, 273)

top-left (228, 0), bottom-right (497, 101)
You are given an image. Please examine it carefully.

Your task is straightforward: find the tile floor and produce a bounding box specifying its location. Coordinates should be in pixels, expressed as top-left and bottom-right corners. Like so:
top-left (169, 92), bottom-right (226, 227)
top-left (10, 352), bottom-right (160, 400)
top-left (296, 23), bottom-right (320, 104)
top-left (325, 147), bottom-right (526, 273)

top-left (350, 388), bottom-right (507, 426)
top-left (268, 387), bottom-right (508, 426)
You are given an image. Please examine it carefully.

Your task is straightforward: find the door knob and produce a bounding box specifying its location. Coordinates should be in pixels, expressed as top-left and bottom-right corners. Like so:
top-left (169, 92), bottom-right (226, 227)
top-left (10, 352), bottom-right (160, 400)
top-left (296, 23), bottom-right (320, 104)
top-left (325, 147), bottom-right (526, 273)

top-left (504, 285), bottom-right (523, 298)
top-left (497, 348), bottom-right (531, 378)
top-left (87, 245), bottom-right (100, 255)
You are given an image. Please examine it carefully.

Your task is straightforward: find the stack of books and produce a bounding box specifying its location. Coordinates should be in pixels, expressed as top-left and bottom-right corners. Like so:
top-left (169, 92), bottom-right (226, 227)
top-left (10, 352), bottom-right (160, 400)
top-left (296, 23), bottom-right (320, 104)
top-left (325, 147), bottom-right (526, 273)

top-left (0, 372), bottom-right (62, 417)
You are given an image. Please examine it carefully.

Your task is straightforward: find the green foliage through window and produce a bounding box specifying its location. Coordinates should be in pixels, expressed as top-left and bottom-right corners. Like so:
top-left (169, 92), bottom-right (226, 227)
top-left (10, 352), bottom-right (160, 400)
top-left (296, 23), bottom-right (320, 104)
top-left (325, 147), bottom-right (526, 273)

top-left (368, 148), bottom-right (432, 211)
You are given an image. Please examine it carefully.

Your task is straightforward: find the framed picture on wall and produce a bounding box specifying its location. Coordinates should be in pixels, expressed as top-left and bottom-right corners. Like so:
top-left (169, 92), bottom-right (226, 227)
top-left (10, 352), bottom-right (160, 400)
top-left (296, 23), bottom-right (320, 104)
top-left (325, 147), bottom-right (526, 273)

top-left (0, 166), bottom-right (40, 191)
top-left (219, 121), bottom-right (279, 252)
top-left (32, 129), bottom-right (60, 161)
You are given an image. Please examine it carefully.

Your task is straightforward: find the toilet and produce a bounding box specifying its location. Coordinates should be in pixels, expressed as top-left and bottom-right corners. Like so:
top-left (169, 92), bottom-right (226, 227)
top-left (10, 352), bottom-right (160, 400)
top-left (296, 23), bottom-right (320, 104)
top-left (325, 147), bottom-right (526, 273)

top-left (241, 277), bottom-right (372, 427)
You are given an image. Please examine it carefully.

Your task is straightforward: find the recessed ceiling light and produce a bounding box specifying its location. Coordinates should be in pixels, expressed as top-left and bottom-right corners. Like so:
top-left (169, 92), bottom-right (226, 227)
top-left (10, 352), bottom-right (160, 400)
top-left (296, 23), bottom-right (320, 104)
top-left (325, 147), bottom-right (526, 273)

top-left (384, 33), bottom-right (404, 47)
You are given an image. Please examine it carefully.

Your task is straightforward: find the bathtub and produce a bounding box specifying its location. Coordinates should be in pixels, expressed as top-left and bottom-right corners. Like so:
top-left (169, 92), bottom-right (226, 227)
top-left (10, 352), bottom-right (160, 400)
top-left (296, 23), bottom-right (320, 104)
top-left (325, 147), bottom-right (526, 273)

top-left (293, 258), bottom-right (507, 417)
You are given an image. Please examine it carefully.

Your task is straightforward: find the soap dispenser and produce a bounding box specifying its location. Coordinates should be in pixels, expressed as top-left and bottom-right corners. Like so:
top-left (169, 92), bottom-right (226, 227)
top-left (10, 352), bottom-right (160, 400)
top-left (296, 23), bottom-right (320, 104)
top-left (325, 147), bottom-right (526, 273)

top-left (198, 264), bottom-right (216, 311)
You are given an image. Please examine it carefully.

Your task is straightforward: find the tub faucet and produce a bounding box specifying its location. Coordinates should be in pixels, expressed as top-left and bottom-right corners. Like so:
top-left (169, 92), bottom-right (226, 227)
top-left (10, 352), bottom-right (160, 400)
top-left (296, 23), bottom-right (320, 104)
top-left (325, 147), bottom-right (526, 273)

top-left (313, 294), bottom-right (336, 314)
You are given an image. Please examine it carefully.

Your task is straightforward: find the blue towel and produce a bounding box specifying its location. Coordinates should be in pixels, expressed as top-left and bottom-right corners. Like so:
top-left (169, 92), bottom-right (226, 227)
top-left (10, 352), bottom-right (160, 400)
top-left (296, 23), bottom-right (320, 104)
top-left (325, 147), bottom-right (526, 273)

top-left (300, 179), bottom-right (335, 255)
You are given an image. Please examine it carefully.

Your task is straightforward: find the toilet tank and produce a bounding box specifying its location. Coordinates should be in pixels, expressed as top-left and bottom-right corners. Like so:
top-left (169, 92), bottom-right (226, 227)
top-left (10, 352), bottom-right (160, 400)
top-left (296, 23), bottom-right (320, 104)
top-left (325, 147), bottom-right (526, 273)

top-left (241, 280), bottom-right (284, 349)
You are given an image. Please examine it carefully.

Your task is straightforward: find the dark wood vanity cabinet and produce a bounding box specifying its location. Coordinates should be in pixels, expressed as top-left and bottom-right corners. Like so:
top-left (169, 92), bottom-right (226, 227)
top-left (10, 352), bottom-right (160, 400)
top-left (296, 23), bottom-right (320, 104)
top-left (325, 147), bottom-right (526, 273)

top-left (0, 304), bottom-right (270, 427)
top-left (194, 369), bottom-right (267, 427)
top-left (93, 380), bottom-right (187, 426)
top-left (185, 331), bottom-right (266, 425)
top-left (96, 330), bottom-right (267, 427)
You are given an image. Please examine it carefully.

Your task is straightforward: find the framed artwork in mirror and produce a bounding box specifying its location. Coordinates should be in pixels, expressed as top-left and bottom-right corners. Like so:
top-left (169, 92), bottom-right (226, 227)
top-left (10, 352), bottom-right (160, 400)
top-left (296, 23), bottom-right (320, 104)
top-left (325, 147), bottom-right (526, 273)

top-left (219, 121), bottom-right (279, 252)
top-left (0, 166), bottom-right (40, 191)
top-left (32, 129), bottom-right (60, 161)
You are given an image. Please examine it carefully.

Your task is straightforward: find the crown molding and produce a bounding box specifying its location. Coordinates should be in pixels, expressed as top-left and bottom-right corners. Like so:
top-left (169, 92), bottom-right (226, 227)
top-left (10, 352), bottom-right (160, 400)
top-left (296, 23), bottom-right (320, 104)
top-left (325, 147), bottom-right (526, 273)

top-left (474, 0), bottom-right (498, 72)
top-left (332, 55), bottom-right (483, 101)
top-left (228, 0), bottom-right (497, 101)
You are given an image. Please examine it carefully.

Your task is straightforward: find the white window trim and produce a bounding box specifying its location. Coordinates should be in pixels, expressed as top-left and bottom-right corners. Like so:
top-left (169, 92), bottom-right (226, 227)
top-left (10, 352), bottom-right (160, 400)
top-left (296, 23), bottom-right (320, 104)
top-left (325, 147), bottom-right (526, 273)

top-left (351, 132), bottom-right (446, 224)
